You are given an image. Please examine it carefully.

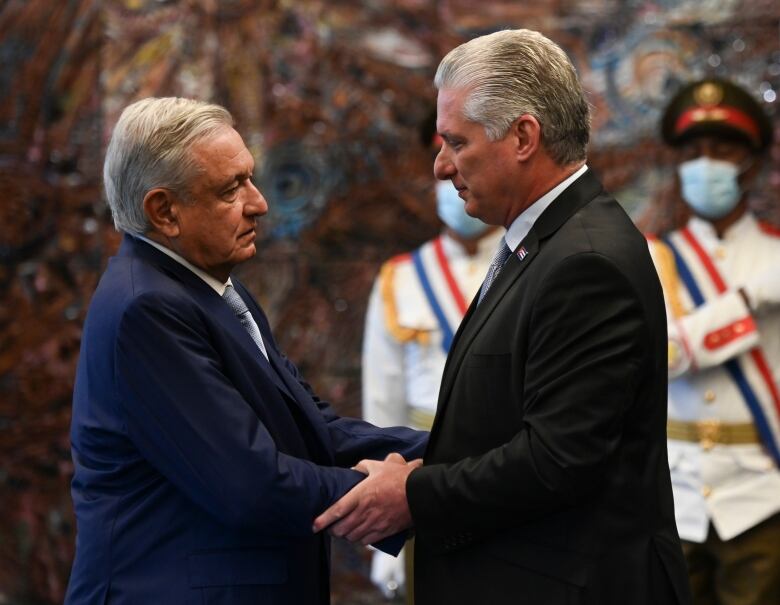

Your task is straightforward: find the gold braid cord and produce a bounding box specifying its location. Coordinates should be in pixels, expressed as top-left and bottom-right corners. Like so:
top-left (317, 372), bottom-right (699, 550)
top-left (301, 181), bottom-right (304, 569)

top-left (650, 238), bottom-right (686, 320)
top-left (379, 259), bottom-right (431, 346)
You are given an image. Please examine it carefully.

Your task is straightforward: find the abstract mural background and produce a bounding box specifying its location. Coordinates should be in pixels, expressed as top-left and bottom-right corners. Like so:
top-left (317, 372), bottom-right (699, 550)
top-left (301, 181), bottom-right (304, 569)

top-left (1, 1), bottom-right (779, 603)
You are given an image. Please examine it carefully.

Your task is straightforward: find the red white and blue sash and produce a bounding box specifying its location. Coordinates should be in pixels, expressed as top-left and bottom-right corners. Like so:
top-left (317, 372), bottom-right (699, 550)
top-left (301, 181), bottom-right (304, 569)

top-left (663, 227), bottom-right (780, 466)
top-left (411, 238), bottom-right (469, 353)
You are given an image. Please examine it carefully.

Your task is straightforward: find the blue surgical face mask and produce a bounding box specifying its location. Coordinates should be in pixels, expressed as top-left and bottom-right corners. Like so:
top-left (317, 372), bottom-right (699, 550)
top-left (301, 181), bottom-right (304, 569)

top-left (436, 181), bottom-right (489, 238)
top-left (678, 157), bottom-right (743, 220)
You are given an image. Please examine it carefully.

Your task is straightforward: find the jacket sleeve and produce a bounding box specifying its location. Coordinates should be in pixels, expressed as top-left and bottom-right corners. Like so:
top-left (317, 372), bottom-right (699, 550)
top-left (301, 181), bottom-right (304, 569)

top-left (273, 343), bottom-right (428, 467)
top-left (667, 291), bottom-right (758, 378)
top-left (115, 291), bottom-right (364, 535)
top-left (407, 253), bottom-right (647, 534)
top-left (646, 238), bottom-right (759, 378)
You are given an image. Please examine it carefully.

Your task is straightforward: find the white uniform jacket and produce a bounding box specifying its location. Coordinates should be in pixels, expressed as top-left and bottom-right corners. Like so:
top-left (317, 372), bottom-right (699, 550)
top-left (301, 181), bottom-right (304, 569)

top-left (648, 213), bottom-right (780, 543)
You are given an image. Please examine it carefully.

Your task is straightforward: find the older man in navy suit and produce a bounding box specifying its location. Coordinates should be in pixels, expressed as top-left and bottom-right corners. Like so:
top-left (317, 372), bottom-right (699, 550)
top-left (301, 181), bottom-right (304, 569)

top-left (65, 97), bottom-right (427, 604)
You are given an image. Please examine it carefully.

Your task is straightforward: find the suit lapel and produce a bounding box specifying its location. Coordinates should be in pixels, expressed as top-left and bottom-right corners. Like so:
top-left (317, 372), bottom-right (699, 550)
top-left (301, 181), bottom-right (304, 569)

top-left (263, 342), bottom-right (335, 464)
top-left (529, 169), bottom-right (603, 241)
top-left (121, 236), bottom-right (297, 403)
top-left (122, 235), bottom-right (334, 463)
top-left (431, 232), bottom-right (540, 440)
top-left (428, 170), bottom-right (605, 444)
top-left (234, 279), bottom-right (335, 464)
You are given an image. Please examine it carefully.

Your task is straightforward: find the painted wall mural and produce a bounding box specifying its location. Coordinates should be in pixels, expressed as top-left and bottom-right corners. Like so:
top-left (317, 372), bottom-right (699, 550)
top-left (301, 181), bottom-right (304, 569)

top-left (1, 1), bottom-right (779, 603)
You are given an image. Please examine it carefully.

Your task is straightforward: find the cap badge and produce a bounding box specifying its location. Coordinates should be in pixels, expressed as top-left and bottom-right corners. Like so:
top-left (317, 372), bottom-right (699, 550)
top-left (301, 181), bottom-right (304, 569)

top-left (693, 82), bottom-right (724, 108)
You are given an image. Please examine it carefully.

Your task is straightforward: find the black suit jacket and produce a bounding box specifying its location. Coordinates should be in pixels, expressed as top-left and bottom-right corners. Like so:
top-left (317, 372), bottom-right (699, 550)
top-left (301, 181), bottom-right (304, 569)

top-left (407, 170), bottom-right (692, 605)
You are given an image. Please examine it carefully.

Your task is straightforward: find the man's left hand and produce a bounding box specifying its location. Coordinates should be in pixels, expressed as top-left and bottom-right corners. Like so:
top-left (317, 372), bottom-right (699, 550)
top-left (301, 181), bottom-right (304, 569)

top-left (312, 453), bottom-right (422, 545)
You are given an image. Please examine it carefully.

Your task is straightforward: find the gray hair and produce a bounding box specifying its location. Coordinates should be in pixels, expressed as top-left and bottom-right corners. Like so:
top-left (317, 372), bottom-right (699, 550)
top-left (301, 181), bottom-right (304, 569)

top-left (434, 29), bottom-right (590, 165)
top-left (103, 97), bottom-right (234, 234)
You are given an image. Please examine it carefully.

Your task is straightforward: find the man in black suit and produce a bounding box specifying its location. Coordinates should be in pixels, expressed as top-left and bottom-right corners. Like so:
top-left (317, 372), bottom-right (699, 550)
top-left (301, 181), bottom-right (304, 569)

top-left (314, 29), bottom-right (692, 604)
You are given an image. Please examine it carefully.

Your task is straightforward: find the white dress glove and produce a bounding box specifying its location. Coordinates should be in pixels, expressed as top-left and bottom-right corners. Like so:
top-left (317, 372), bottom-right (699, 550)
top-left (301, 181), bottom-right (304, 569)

top-left (370, 548), bottom-right (405, 600)
top-left (743, 268), bottom-right (780, 317)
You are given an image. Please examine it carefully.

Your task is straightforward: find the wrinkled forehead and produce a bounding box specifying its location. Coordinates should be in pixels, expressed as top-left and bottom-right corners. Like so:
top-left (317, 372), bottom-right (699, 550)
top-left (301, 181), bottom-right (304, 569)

top-left (189, 127), bottom-right (254, 181)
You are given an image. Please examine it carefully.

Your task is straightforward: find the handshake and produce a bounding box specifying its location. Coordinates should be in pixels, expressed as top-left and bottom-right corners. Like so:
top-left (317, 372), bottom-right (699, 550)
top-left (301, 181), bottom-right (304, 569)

top-left (312, 453), bottom-right (423, 545)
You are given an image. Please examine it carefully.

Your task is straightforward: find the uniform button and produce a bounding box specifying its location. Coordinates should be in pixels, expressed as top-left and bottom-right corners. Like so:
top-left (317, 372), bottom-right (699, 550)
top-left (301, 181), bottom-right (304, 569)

top-left (702, 485), bottom-right (712, 498)
top-left (704, 390), bottom-right (716, 403)
top-left (714, 248), bottom-right (726, 260)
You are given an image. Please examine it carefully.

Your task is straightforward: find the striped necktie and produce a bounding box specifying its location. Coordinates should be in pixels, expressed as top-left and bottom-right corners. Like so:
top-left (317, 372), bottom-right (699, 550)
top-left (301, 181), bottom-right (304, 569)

top-left (477, 237), bottom-right (512, 305)
top-left (222, 284), bottom-right (269, 360)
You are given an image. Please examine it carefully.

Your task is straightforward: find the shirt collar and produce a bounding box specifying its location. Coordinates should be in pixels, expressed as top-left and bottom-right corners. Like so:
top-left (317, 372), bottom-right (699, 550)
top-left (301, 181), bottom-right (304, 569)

top-left (687, 210), bottom-right (756, 245)
top-left (134, 234), bottom-right (231, 295)
top-left (505, 164), bottom-right (588, 252)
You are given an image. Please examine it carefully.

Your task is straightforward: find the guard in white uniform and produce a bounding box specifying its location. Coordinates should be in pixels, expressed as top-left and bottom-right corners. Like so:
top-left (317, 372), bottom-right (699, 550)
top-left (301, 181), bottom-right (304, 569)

top-left (361, 113), bottom-right (502, 602)
top-left (649, 77), bottom-right (780, 605)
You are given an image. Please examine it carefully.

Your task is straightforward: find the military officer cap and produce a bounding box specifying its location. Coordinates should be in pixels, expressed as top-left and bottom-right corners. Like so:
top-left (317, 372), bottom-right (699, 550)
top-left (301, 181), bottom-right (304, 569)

top-left (661, 77), bottom-right (773, 151)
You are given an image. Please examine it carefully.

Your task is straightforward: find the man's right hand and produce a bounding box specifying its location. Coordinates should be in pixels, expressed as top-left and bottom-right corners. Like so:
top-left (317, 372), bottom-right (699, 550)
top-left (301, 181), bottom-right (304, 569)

top-left (312, 453), bottom-right (422, 545)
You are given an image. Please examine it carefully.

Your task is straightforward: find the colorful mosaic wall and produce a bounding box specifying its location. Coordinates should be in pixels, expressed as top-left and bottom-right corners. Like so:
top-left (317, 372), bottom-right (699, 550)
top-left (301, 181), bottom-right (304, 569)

top-left (1, 1), bottom-right (779, 602)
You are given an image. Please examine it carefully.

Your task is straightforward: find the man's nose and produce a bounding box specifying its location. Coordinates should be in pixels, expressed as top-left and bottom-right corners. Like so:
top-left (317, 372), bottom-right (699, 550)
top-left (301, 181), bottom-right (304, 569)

top-left (245, 180), bottom-right (269, 216)
top-left (433, 146), bottom-right (455, 181)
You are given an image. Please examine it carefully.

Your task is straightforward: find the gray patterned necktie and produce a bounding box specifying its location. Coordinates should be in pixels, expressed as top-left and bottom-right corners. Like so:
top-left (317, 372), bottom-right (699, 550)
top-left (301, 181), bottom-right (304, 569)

top-left (222, 284), bottom-right (269, 360)
top-left (478, 237), bottom-right (512, 305)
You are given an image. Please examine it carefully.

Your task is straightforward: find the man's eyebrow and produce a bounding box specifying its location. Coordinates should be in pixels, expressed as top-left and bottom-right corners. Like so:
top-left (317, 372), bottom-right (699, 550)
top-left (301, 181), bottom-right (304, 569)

top-left (221, 168), bottom-right (254, 185)
top-left (215, 175), bottom-right (241, 192)
top-left (439, 132), bottom-right (462, 144)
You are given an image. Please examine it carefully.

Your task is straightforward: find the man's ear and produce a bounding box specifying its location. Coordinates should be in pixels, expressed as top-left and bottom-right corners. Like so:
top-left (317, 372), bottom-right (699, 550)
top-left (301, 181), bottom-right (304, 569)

top-left (510, 114), bottom-right (542, 162)
top-left (143, 188), bottom-right (181, 238)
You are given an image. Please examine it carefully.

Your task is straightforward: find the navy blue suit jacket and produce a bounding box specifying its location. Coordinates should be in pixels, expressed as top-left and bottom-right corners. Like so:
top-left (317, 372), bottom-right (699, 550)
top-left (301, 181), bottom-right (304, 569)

top-left (65, 235), bottom-right (427, 604)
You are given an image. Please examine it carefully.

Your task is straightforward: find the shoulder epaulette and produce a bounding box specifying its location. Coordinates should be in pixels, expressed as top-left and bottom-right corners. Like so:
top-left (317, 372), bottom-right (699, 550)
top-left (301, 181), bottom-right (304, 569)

top-left (378, 258), bottom-right (430, 345)
top-left (647, 234), bottom-right (686, 319)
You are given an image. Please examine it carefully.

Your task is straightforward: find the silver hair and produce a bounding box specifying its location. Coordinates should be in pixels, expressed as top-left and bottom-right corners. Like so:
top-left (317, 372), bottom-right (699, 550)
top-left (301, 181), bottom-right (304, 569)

top-left (434, 29), bottom-right (590, 165)
top-left (103, 97), bottom-right (234, 235)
